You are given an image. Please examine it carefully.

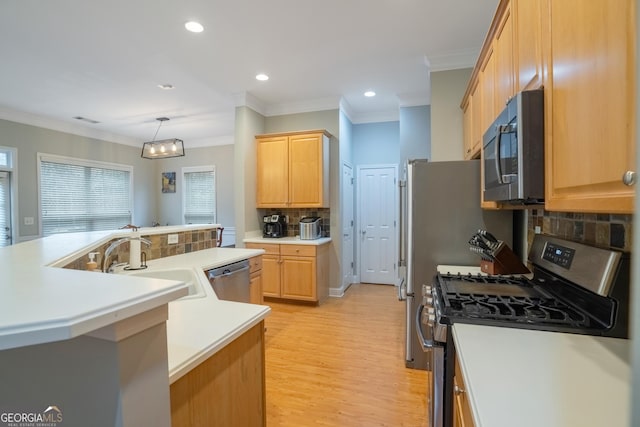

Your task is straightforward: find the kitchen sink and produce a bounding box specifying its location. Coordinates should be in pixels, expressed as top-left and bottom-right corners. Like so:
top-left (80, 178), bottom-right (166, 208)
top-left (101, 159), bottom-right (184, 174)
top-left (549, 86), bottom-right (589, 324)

top-left (124, 268), bottom-right (206, 300)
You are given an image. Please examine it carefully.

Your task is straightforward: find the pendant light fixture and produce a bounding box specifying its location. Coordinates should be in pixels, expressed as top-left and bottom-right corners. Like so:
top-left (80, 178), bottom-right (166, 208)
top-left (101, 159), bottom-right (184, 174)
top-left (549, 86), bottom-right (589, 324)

top-left (141, 117), bottom-right (185, 159)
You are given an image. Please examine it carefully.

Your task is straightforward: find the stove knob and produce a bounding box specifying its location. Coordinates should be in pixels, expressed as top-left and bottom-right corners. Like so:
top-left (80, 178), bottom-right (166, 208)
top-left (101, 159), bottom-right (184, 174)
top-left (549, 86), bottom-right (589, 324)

top-left (426, 314), bottom-right (436, 326)
top-left (422, 284), bottom-right (432, 295)
top-left (425, 297), bottom-right (433, 306)
top-left (426, 307), bottom-right (435, 315)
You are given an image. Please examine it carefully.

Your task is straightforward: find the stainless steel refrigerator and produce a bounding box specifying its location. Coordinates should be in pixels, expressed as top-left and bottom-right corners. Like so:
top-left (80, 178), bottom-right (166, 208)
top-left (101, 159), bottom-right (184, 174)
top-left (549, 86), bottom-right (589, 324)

top-left (398, 159), bottom-right (513, 370)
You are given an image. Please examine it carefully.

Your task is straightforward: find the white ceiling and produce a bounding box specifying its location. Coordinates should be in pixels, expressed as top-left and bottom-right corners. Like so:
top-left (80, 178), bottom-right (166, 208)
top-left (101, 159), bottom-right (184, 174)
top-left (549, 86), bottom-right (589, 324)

top-left (0, 0), bottom-right (498, 148)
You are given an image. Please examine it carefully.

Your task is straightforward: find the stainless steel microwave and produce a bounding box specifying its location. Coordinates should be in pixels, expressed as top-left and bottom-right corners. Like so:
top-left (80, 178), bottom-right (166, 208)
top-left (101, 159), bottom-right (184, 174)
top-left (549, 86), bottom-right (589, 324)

top-left (483, 89), bottom-right (544, 204)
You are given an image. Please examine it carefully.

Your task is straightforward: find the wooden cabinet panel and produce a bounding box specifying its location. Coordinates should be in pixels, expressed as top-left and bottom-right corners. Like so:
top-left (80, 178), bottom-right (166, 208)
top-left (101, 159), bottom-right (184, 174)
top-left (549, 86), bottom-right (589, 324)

top-left (171, 322), bottom-right (266, 427)
top-left (280, 244), bottom-right (316, 257)
top-left (514, 0), bottom-right (543, 91)
top-left (453, 354), bottom-right (475, 427)
top-left (256, 136), bottom-right (289, 207)
top-left (256, 130), bottom-right (330, 208)
top-left (250, 271), bottom-right (263, 305)
top-left (479, 47), bottom-right (496, 137)
top-left (544, 0), bottom-right (636, 213)
top-left (261, 255), bottom-right (282, 298)
top-left (249, 255), bottom-right (263, 274)
top-left (281, 256), bottom-right (316, 301)
top-left (494, 4), bottom-right (514, 110)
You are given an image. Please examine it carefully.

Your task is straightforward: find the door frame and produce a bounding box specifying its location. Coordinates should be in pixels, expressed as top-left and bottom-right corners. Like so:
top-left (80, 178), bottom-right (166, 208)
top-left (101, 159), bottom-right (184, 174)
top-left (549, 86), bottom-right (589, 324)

top-left (341, 161), bottom-right (355, 292)
top-left (355, 163), bottom-right (398, 284)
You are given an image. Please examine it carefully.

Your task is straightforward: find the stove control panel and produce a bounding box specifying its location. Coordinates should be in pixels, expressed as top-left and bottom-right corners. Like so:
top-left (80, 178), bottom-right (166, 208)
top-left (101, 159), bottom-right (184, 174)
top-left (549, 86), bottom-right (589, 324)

top-left (542, 242), bottom-right (575, 269)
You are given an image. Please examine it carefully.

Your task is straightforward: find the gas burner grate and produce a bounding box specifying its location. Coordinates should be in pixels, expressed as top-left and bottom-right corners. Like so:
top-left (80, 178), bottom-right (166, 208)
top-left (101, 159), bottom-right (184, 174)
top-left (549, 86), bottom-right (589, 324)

top-left (445, 294), bottom-right (590, 327)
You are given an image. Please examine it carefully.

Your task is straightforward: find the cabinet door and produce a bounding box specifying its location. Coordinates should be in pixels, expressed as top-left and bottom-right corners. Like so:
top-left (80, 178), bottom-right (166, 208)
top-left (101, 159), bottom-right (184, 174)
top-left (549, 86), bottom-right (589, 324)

top-left (463, 97), bottom-right (474, 159)
top-left (470, 80), bottom-right (482, 156)
top-left (281, 256), bottom-right (316, 301)
top-left (514, 0), bottom-right (543, 91)
top-left (288, 133), bottom-right (325, 207)
top-left (261, 255), bottom-right (282, 298)
top-left (249, 271), bottom-right (263, 305)
top-left (494, 4), bottom-right (514, 110)
top-left (479, 47), bottom-right (496, 137)
top-left (544, 0), bottom-right (635, 213)
top-left (453, 356), bottom-right (475, 427)
top-left (256, 136), bottom-right (289, 207)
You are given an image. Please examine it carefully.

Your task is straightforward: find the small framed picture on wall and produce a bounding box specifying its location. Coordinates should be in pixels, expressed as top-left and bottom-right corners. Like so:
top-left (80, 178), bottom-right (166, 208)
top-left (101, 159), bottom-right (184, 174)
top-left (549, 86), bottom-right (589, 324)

top-left (162, 172), bottom-right (176, 193)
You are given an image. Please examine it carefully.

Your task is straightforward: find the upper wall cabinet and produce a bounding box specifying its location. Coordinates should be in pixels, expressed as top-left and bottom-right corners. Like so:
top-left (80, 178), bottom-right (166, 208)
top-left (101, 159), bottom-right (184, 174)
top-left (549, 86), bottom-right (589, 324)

top-left (542, 0), bottom-right (636, 213)
top-left (256, 130), bottom-right (331, 208)
top-left (462, 0), bottom-right (636, 213)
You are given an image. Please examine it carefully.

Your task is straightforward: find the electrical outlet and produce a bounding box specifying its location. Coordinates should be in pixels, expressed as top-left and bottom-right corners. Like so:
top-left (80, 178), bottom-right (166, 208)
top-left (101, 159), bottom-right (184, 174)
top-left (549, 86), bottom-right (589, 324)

top-left (168, 234), bottom-right (179, 244)
top-left (24, 217), bottom-right (34, 225)
top-left (534, 225), bottom-right (541, 234)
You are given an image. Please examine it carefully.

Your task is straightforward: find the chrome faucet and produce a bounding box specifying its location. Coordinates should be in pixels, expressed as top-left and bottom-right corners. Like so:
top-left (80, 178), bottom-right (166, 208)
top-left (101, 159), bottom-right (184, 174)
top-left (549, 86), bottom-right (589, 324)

top-left (102, 236), bottom-right (152, 273)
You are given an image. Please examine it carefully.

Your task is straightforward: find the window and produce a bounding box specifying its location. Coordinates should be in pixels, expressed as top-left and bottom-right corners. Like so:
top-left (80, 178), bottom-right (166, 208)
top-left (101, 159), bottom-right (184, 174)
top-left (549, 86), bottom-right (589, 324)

top-left (0, 147), bottom-right (16, 247)
top-left (38, 154), bottom-right (133, 236)
top-left (183, 166), bottom-right (216, 224)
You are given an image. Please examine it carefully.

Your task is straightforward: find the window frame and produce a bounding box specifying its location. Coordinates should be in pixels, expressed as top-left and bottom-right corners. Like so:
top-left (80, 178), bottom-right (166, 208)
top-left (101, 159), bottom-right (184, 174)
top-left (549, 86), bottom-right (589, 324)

top-left (37, 153), bottom-right (134, 236)
top-left (0, 146), bottom-right (18, 245)
top-left (182, 165), bottom-right (217, 225)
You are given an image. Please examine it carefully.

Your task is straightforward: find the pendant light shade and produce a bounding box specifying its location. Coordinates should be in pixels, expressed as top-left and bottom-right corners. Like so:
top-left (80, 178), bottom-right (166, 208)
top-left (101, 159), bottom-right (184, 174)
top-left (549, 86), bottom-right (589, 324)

top-left (141, 117), bottom-right (185, 159)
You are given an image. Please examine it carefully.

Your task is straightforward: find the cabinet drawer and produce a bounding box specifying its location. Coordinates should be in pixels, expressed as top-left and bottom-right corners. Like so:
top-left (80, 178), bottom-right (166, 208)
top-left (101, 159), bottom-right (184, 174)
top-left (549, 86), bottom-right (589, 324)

top-left (280, 244), bottom-right (316, 257)
top-left (249, 255), bottom-right (262, 273)
top-left (245, 242), bottom-right (280, 255)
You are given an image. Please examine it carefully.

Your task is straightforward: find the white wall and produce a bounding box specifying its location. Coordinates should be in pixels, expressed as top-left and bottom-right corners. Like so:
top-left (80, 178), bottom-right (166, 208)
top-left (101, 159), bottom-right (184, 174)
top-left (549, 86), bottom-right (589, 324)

top-left (430, 68), bottom-right (473, 161)
top-left (352, 121), bottom-right (400, 166)
top-left (400, 105), bottom-right (431, 165)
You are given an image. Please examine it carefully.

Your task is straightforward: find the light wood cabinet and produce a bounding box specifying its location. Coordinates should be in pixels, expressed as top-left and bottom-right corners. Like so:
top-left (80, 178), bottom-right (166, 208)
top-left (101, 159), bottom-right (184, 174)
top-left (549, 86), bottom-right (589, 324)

top-left (462, 79), bottom-right (482, 160)
top-left (453, 353), bottom-right (476, 427)
top-left (513, 0), bottom-right (543, 91)
top-left (171, 322), bottom-right (266, 427)
top-left (256, 130), bottom-right (331, 208)
top-left (542, 0), bottom-right (636, 213)
top-left (249, 255), bottom-right (264, 305)
top-left (494, 3), bottom-right (514, 111)
top-left (245, 242), bottom-right (330, 303)
top-left (479, 47), bottom-right (496, 137)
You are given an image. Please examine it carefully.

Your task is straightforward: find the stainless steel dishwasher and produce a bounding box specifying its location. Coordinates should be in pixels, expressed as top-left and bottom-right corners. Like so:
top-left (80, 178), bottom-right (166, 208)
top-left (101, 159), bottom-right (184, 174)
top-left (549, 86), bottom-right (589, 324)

top-left (206, 259), bottom-right (251, 303)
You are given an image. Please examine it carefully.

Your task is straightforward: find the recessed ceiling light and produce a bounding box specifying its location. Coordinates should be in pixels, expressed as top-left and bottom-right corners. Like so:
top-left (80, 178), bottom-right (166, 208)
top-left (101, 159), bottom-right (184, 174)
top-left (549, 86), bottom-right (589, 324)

top-left (364, 91), bottom-right (376, 97)
top-left (158, 84), bottom-right (175, 90)
top-left (256, 73), bottom-right (269, 81)
top-left (185, 21), bottom-right (204, 33)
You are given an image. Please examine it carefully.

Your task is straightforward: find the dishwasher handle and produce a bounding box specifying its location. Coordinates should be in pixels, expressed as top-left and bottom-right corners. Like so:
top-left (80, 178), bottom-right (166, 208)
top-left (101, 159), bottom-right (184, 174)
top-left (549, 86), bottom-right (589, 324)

top-left (207, 260), bottom-right (250, 280)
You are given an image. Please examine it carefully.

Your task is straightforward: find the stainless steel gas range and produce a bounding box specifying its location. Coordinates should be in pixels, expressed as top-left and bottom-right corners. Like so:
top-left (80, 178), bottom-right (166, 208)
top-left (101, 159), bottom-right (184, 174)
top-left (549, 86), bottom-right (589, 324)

top-left (417, 234), bottom-right (631, 427)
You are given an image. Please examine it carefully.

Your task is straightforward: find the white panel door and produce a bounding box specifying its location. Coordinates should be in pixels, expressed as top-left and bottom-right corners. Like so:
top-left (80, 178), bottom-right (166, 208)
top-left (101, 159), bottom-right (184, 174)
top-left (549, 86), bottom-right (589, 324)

top-left (342, 163), bottom-right (354, 288)
top-left (358, 165), bottom-right (397, 285)
top-left (0, 172), bottom-right (11, 247)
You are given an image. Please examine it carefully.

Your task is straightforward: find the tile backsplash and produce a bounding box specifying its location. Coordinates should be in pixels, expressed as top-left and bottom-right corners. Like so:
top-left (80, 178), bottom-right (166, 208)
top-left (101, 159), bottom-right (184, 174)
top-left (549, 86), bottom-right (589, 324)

top-left (261, 208), bottom-right (331, 237)
top-left (64, 228), bottom-right (218, 271)
top-left (527, 210), bottom-right (633, 252)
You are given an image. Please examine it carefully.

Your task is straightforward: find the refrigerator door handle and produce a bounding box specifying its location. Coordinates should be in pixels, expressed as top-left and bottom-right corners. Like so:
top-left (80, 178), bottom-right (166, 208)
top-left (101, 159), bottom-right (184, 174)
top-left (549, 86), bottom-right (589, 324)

top-left (398, 277), bottom-right (406, 301)
top-left (405, 295), bottom-right (414, 364)
top-left (398, 179), bottom-right (406, 267)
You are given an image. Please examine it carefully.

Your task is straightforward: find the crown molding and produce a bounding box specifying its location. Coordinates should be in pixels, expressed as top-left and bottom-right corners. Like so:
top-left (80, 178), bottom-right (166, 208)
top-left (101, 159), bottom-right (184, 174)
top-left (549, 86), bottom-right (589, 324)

top-left (426, 48), bottom-right (480, 72)
top-left (263, 95), bottom-right (341, 117)
top-left (0, 106), bottom-right (140, 147)
top-left (338, 97), bottom-right (355, 123)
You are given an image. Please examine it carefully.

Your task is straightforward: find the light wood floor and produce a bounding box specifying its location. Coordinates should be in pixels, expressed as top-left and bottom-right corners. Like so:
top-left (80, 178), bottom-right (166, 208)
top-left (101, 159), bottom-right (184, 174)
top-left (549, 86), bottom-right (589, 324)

top-left (264, 283), bottom-right (429, 427)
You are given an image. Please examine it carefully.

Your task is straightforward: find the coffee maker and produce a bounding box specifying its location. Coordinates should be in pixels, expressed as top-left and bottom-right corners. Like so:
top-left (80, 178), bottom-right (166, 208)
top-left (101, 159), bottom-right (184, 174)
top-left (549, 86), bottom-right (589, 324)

top-left (263, 214), bottom-right (288, 238)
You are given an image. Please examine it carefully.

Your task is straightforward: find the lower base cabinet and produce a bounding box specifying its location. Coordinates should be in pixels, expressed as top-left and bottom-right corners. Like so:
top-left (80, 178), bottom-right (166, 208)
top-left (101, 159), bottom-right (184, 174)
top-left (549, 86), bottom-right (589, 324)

top-left (170, 321), bottom-right (266, 427)
top-left (249, 255), bottom-right (264, 304)
top-left (453, 353), bottom-right (476, 427)
top-left (245, 242), bottom-right (329, 303)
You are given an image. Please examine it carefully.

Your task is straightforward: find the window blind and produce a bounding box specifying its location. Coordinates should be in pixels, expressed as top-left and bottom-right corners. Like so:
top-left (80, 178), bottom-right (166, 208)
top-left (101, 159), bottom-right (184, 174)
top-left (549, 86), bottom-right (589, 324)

top-left (183, 168), bottom-right (216, 224)
top-left (0, 172), bottom-right (9, 247)
top-left (39, 156), bottom-right (132, 236)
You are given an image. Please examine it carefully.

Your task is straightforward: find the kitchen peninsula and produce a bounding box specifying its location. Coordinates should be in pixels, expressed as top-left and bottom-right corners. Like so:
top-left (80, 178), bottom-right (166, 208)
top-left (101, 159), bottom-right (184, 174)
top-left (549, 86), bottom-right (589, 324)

top-left (0, 225), bottom-right (269, 427)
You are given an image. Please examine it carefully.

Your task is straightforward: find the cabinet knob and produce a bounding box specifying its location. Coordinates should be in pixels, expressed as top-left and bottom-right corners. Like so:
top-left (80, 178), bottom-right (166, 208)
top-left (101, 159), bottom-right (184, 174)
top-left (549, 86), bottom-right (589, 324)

top-left (622, 171), bottom-right (636, 186)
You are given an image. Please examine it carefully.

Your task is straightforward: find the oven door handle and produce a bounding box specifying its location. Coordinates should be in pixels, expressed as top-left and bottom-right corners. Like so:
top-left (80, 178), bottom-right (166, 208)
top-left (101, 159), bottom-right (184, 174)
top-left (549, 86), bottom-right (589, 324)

top-left (494, 124), bottom-right (504, 184)
top-left (415, 304), bottom-right (439, 350)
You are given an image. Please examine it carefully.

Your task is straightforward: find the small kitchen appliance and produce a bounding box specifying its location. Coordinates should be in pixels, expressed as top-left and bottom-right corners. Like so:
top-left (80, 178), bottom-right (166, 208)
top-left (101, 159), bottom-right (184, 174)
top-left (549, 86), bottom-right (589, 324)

top-left (262, 214), bottom-right (287, 238)
top-left (418, 234), bottom-right (630, 427)
top-left (299, 217), bottom-right (322, 240)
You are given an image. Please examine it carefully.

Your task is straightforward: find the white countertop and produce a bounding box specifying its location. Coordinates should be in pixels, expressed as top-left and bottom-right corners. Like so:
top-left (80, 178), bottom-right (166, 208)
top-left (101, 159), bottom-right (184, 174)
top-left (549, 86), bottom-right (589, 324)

top-left (0, 226), bottom-right (271, 385)
top-left (243, 236), bottom-right (332, 245)
top-left (452, 324), bottom-right (631, 427)
top-left (137, 248), bottom-right (270, 383)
